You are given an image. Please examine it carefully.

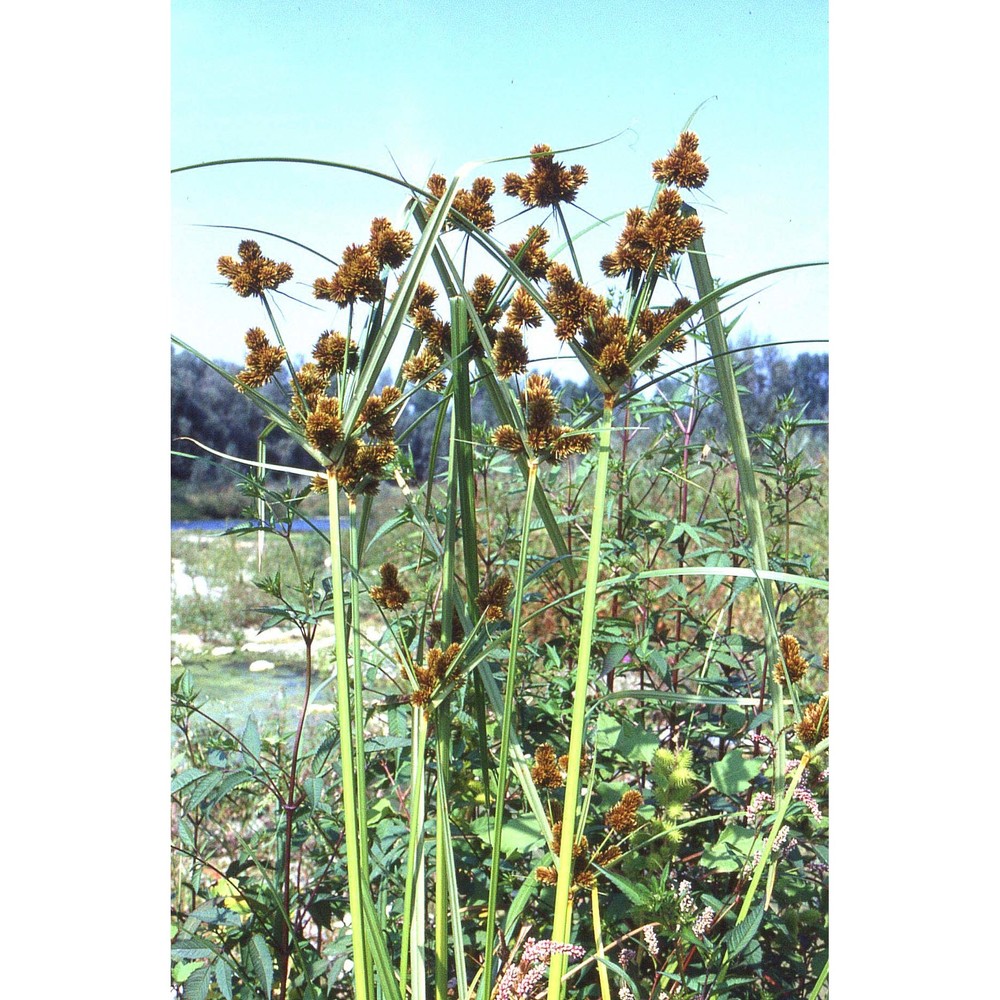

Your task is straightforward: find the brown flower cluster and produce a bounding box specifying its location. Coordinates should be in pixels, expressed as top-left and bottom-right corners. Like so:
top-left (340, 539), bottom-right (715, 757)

top-left (503, 145), bottom-right (588, 208)
top-left (651, 131), bottom-right (710, 189)
top-left (313, 217), bottom-right (413, 306)
top-left (427, 608), bottom-right (465, 648)
top-left (604, 789), bottom-right (643, 835)
top-left (795, 694), bottom-right (829, 747)
top-left (236, 328), bottom-right (287, 390)
top-left (401, 281), bottom-right (449, 393)
top-left (477, 574), bottom-right (514, 622)
top-left (370, 562), bottom-right (409, 610)
top-left (302, 384), bottom-right (401, 496)
top-left (776, 634), bottom-right (810, 685)
top-left (426, 174), bottom-right (496, 232)
top-left (410, 641), bottom-right (463, 713)
top-left (218, 240), bottom-right (293, 298)
top-left (535, 823), bottom-right (621, 893)
top-left (531, 743), bottom-right (565, 789)
top-left (491, 286), bottom-right (544, 378)
top-left (507, 227), bottom-right (551, 281)
top-left (600, 189), bottom-right (704, 285)
top-left (491, 373), bottom-right (595, 462)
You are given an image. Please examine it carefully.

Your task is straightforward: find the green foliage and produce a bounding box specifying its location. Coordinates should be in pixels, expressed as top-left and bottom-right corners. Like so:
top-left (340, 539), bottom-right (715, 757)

top-left (172, 131), bottom-right (828, 1000)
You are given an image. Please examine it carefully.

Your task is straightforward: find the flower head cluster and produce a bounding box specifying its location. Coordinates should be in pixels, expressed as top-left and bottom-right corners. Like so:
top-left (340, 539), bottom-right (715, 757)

top-left (651, 131), bottom-right (710, 189)
top-left (426, 173), bottom-right (496, 232)
top-left (311, 330), bottom-right (359, 377)
top-left (370, 562), bottom-right (409, 611)
top-left (605, 789), bottom-right (643, 835)
top-left (535, 824), bottom-right (621, 893)
top-left (236, 328), bottom-right (287, 390)
top-left (491, 373), bottom-right (595, 462)
top-left (600, 191), bottom-right (704, 286)
top-left (218, 240), bottom-right (293, 298)
top-left (531, 743), bottom-right (564, 789)
top-left (503, 144), bottom-right (588, 208)
top-left (302, 383), bottom-right (402, 496)
top-left (477, 574), bottom-right (514, 622)
top-left (796, 694), bottom-right (829, 747)
top-left (507, 227), bottom-right (551, 281)
top-left (642, 924), bottom-right (660, 957)
top-left (401, 281), bottom-right (449, 393)
top-left (776, 633), bottom-right (810, 685)
top-left (494, 938), bottom-right (585, 1000)
top-left (677, 880), bottom-right (697, 916)
top-left (410, 642), bottom-right (462, 714)
top-left (314, 217), bottom-right (413, 306)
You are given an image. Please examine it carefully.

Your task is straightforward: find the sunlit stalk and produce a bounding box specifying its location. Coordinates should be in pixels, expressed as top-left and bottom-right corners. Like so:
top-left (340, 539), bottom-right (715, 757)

top-left (326, 475), bottom-right (369, 1000)
top-left (546, 395), bottom-right (615, 1000)
top-left (481, 459), bottom-right (538, 1000)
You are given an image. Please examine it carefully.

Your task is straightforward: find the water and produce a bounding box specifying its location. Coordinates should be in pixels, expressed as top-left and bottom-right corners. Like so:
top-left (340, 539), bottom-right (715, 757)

top-left (170, 516), bottom-right (348, 533)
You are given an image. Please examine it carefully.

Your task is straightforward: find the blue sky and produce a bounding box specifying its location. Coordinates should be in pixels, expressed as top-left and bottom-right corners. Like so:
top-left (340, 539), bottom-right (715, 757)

top-left (171, 0), bottom-right (828, 374)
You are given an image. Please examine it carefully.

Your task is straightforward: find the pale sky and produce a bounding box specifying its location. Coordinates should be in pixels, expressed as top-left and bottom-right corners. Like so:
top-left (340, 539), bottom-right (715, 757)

top-left (171, 0), bottom-right (829, 376)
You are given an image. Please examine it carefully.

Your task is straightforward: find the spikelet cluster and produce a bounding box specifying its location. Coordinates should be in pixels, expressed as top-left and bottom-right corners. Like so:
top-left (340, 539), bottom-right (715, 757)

top-left (503, 144), bottom-right (588, 207)
top-left (426, 173), bottom-right (496, 232)
top-left (605, 789), bottom-right (643, 835)
top-left (535, 823), bottom-right (622, 893)
top-left (218, 240), bottom-right (293, 298)
top-left (369, 562), bottom-right (409, 611)
top-left (796, 694), bottom-right (829, 747)
top-left (477, 574), bottom-right (514, 622)
top-left (313, 217), bottom-right (413, 306)
top-left (507, 227), bottom-right (551, 281)
top-left (301, 383), bottom-right (402, 496)
top-left (651, 131), bottom-right (710, 189)
top-left (776, 633), bottom-right (810, 685)
top-left (236, 328), bottom-right (287, 390)
top-left (491, 374), bottom-right (594, 463)
top-left (409, 642), bottom-right (462, 715)
top-left (401, 281), bottom-right (449, 393)
top-left (530, 743), bottom-right (564, 789)
top-left (600, 189), bottom-right (704, 285)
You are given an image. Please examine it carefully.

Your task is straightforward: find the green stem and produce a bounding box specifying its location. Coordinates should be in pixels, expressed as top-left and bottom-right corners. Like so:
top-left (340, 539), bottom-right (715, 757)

top-left (327, 477), bottom-right (369, 1000)
top-left (481, 459), bottom-right (538, 1000)
top-left (348, 497), bottom-right (375, 999)
top-left (686, 231), bottom-right (786, 794)
top-left (546, 396), bottom-right (615, 1000)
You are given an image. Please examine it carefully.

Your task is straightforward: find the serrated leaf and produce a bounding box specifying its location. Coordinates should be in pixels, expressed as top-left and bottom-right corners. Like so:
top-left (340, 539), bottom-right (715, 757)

top-left (710, 748), bottom-right (766, 797)
top-left (183, 963), bottom-right (212, 1000)
top-left (176, 815), bottom-right (195, 850)
top-left (241, 714), bottom-right (261, 761)
top-left (171, 767), bottom-right (206, 794)
top-left (248, 933), bottom-right (273, 997)
top-left (214, 958), bottom-right (234, 1000)
top-left (172, 960), bottom-right (202, 983)
top-left (726, 902), bottom-right (765, 958)
top-left (186, 771), bottom-right (225, 809)
top-left (594, 864), bottom-right (654, 906)
top-left (171, 936), bottom-right (216, 960)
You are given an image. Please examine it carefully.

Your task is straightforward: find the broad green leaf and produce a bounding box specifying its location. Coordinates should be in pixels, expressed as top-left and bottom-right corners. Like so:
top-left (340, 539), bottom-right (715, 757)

top-left (711, 748), bottom-right (767, 797)
top-left (699, 825), bottom-right (758, 872)
top-left (172, 960), bottom-right (203, 983)
top-left (171, 767), bottom-right (206, 794)
top-left (594, 864), bottom-right (655, 907)
top-left (214, 958), bottom-right (234, 1000)
top-left (470, 812), bottom-right (546, 856)
top-left (240, 714), bottom-right (261, 761)
top-left (247, 933), bottom-right (273, 998)
top-left (182, 963), bottom-right (212, 1000)
top-left (726, 902), bottom-right (765, 958)
top-left (171, 936), bottom-right (216, 960)
top-left (595, 711), bottom-right (660, 764)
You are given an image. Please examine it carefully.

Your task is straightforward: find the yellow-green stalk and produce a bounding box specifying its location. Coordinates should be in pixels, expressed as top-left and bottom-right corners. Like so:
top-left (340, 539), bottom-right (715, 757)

top-left (546, 394), bottom-right (616, 1000)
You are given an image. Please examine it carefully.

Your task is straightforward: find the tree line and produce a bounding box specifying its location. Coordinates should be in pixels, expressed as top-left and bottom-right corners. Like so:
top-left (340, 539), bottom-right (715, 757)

top-left (171, 344), bottom-right (827, 509)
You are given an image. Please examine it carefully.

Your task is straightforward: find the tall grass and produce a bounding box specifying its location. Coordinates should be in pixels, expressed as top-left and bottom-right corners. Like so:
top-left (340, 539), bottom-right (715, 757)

top-left (171, 127), bottom-right (828, 1000)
